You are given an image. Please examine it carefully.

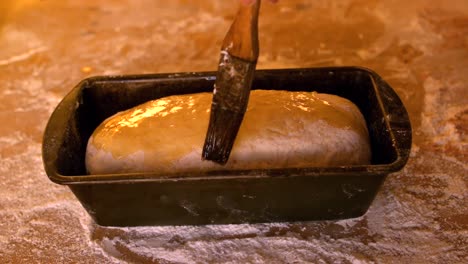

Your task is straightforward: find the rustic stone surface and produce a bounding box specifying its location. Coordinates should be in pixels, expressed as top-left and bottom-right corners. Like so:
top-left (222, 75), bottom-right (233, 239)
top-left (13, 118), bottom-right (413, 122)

top-left (0, 0), bottom-right (467, 263)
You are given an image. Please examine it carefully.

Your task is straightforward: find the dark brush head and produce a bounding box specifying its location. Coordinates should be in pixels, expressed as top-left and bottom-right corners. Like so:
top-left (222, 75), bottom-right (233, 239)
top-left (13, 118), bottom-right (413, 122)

top-left (202, 105), bottom-right (246, 164)
top-left (202, 55), bottom-right (255, 165)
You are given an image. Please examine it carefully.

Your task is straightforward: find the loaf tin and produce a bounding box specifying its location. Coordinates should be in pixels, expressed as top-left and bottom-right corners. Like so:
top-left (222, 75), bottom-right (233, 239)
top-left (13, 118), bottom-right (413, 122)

top-left (42, 67), bottom-right (411, 226)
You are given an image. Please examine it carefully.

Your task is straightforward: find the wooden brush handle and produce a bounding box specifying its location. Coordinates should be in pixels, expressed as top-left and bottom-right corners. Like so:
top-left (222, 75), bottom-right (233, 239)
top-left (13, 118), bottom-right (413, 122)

top-left (222, 0), bottom-right (261, 61)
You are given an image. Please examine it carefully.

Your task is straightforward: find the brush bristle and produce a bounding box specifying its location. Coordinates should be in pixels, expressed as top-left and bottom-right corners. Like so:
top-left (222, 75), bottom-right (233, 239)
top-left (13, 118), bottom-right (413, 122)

top-left (202, 53), bottom-right (255, 165)
top-left (202, 105), bottom-right (245, 164)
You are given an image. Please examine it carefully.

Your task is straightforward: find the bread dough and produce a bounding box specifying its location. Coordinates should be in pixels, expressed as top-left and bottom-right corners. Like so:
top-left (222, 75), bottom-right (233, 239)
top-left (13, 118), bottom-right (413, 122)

top-left (86, 90), bottom-right (371, 174)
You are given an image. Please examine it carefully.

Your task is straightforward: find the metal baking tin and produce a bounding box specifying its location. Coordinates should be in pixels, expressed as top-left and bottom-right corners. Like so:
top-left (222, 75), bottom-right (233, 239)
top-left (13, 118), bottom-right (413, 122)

top-left (42, 67), bottom-right (412, 226)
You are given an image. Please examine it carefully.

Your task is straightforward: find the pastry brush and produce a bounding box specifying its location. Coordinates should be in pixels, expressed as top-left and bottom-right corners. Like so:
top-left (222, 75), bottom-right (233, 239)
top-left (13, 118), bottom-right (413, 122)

top-left (202, 0), bottom-right (261, 165)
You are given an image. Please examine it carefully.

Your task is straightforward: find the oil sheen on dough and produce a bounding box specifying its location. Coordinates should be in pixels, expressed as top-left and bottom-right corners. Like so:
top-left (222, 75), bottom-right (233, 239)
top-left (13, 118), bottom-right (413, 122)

top-left (86, 90), bottom-right (371, 174)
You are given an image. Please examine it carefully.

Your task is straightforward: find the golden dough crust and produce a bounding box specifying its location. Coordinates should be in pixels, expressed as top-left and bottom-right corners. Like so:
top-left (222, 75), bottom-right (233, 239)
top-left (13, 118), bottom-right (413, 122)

top-left (86, 90), bottom-right (371, 174)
